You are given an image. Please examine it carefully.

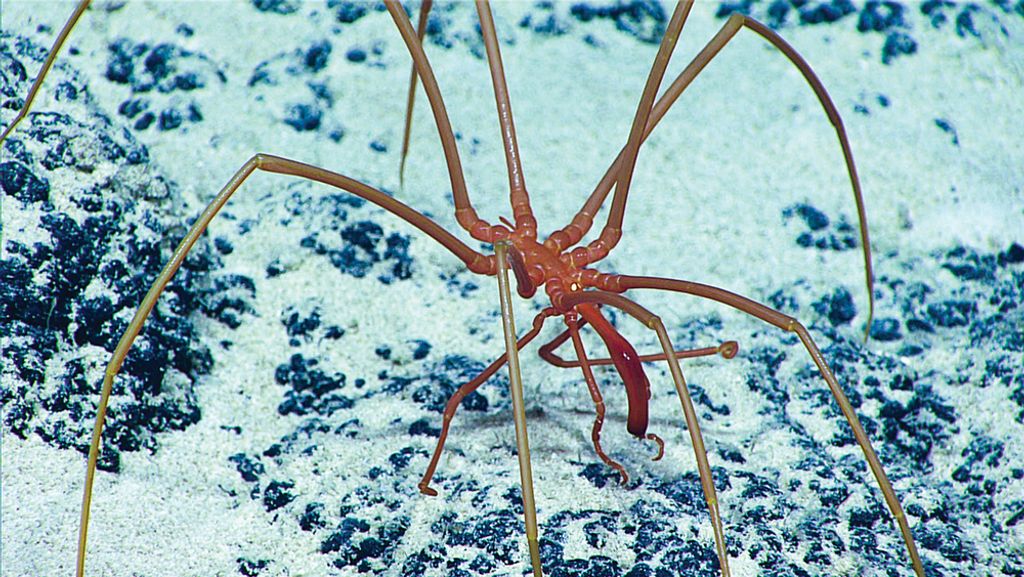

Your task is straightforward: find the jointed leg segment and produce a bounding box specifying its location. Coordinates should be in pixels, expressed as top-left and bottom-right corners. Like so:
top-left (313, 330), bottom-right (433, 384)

top-left (75, 153), bottom-right (490, 577)
top-left (0, 0), bottom-right (92, 145)
top-left (538, 316), bottom-right (738, 369)
top-left (418, 308), bottom-right (556, 496)
top-left (552, 9), bottom-right (874, 333)
top-left (9, 2), bottom-right (921, 577)
top-left (554, 289), bottom-right (732, 576)
top-left (493, 242), bottom-right (543, 577)
top-left (398, 0), bottom-right (432, 188)
top-left (587, 0), bottom-right (694, 262)
top-left (611, 274), bottom-right (925, 577)
top-left (385, 1), bottom-right (497, 240)
top-left (565, 314), bottom-right (630, 484)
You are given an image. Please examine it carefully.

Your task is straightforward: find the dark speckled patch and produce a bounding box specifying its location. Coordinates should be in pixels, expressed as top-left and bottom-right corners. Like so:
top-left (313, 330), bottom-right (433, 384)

top-left (783, 202), bottom-right (859, 252)
top-left (1, 33), bottom-right (214, 472)
top-left (248, 38), bottom-right (344, 135)
top-left (715, 0), bottom-right (1023, 64)
top-left (105, 35), bottom-right (224, 131)
top-left (4, 3), bottom-right (1023, 576)
top-left (268, 187), bottom-right (416, 284)
top-left (569, 1), bottom-right (669, 44)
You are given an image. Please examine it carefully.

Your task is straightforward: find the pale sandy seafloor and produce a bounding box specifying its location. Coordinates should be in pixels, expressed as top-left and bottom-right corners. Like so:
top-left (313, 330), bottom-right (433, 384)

top-left (1, 1), bottom-right (1022, 576)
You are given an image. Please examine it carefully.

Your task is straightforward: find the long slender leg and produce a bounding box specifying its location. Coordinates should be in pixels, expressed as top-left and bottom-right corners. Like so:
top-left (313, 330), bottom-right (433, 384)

top-left (399, 0), bottom-right (433, 188)
top-left (584, 0), bottom-right (694, 263)
top-left (419, 307), bottom-right (555, 496)
top-left (538, 317), bottom-right (737, 368)
top-left (0, 0), bottom-right (91, 145)
top-left (475, 1), bottom-right (536, 234)
top-left (494, 241), bottom-right (543, 577)
top-left (608, 273), bottom-right (925, 577)
top-left (551, 289), bottom-right (731, 577)
top-left (543, 319), bottom-right (731, 464)
top-left (384, 1), bottom-right (496, 240)
top-left (75, 154), bottom-right (491, 577)
top-left (564, 313), bottom-right (630, 484)
top-left (0, 2), bottom-right (496, 241)
top-left (6, 3), bottom-right (499, 245)
top-left (550, 12), bottom-right (874, 332)
top-left (652, 319), bottom-right (730, 577)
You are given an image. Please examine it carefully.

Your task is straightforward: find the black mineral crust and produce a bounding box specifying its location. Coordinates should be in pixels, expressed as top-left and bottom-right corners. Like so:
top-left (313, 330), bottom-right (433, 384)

top-left (1, 33), bottom-right (216, 472)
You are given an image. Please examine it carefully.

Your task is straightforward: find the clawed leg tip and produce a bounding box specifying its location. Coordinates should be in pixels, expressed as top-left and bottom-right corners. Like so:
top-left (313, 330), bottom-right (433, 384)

top-left (645, 433), bottom-right (665, 461)
top-left (719, 341), bottom-right (739, 359)
top-left (418, 484), bottom-right (438, 497)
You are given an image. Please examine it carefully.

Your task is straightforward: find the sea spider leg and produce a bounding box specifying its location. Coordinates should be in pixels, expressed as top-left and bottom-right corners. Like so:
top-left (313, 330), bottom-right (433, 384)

top-left (540, 317), bottom-right (737, 469)
top-left (475, 0), bottom-right (536, 233)
top-left (555, 289), bottom-right (732, 577)
top-left (549, 12), bottom-right (874, 334)
top-left (418, 307), bottom-right (557, 496)
top-left (564, 311), bottom-right (631, 484)
top-left (400, 0), bottom-right (540, 236)
top-left (583, 0), bottom-right (694, 264)
top-left (74, 154), bottom-right (491, 577)
top-left (538, 313), bottom-right (739, 368)
top-left (384, 1), bottom-right (500, 241)
top-left (607, 274), bottom-right (926, 577)
top-left (539, 309), bottom-right (735, 470)
top-left (0, 0), bottom-right (91, 145)
top-left (399, 0), bottom-right (432, 188)
top-left (494, 240), bottom-right (543, 577)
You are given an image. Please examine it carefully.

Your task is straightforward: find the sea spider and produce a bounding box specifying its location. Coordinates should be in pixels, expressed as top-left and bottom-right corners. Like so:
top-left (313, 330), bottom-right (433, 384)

top-left (1, 1), bottom-right (926, 575)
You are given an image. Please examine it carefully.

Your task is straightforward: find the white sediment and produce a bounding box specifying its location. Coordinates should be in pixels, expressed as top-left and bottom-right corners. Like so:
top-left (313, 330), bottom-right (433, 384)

top-left (2, 2), bottom-right (1022, 576)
